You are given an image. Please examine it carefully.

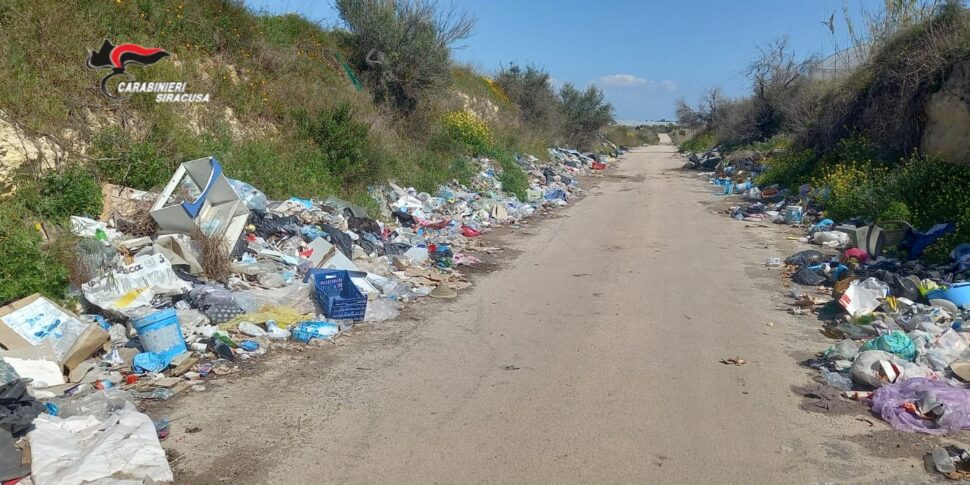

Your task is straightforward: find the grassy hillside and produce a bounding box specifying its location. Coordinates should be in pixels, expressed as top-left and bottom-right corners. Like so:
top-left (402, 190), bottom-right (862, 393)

top-left (676, 3), bottom-right (970, 261)
top-left (0, 0), bottom-right (622, 304)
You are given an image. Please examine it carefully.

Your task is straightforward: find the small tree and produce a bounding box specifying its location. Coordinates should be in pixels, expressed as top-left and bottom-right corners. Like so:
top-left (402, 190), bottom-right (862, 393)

top-left (675, 88), bottom-right (724, 131)
top-left (336, 0), bottom-right (476, 114)
top-left (746, 36), bottom-right (818, 138)
top-left (495, 63), bottom-right (563, 137)
top-left (558, 83), bottom-right (614, 149)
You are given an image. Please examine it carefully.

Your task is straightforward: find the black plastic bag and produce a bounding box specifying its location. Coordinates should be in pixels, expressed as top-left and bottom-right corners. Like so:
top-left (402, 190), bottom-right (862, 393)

top-left (251, 211), bottom-right (300, 239)
top-left (358, 237), bottom-right (383, 256)
top-left (322, 224), bottom-right (354, 257)
top-left (348, 216), bottom-right (381, 236)
top-left (0, 379), bottom-right (45, 437)
top-left (392, 210), bottom-right (416, 227)
top-left (874, 270), bottom-right (920, 301)
top-left (383, 242), bottom-right (411, 256)
top-left (786, 250), bottom-right (825, 268)
top-left (792, 268), bottom-right (828, 286)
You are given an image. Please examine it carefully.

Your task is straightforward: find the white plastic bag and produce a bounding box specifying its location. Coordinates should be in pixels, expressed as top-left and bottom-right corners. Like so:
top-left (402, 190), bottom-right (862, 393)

top-left (839, 277), bottom-right (889, 317)
top-left (29, 408), bottom-right (173, 485)
top-left (813, 231), bottom-right (850, 247)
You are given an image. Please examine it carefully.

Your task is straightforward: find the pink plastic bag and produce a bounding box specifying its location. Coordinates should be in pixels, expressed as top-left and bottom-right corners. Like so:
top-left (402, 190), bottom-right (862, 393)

top-left (870, 377), bottom-right (970, 435)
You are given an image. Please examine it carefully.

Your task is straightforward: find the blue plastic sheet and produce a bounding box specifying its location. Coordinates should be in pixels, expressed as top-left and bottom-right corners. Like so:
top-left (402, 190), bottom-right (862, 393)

top-left (132, 352), bottom-right (172, 373)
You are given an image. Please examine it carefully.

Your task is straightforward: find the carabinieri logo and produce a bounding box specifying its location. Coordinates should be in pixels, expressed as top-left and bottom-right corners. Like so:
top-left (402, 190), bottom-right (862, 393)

top-left (86, 39), bottom-right (209, 102)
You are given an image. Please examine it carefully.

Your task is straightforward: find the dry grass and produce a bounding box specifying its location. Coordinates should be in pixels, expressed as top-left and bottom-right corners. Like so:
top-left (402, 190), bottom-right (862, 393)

top-left (194, 229), bottom-right (232, 283)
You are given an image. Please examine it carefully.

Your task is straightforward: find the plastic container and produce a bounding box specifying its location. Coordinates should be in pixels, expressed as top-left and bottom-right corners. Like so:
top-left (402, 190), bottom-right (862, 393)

top-left (291, 321), bottom-right (340, 343)
top-left (305, 269), bottom-right (368, 320)
top-left (131, 308), bottom-right (187, 361)
top-left (784, 206), bottom-right (804, 224)
top-left (926, 282), bottom-right (970, 309)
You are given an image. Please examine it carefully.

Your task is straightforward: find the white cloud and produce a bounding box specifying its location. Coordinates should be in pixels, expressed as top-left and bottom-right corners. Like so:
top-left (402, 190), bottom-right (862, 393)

top-left (598, 74), bottom-right (648, 87)
top-left (659, 80), bottom-right (678, 92)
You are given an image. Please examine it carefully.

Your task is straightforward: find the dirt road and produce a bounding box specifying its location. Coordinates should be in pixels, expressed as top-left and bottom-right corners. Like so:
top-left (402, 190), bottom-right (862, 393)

top-left (167, 146), bottom-right (934, 484)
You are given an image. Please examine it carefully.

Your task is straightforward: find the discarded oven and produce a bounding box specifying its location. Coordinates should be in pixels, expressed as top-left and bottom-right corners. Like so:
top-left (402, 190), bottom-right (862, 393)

top-left (304, 269), bottom-right (368, 321)
top-left (149, 156), bottom-right (249, 253)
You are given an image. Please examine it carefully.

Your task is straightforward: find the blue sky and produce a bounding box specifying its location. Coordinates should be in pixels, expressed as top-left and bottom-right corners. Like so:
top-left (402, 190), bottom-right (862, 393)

top-left (245, 0), bottom-right (870, 121)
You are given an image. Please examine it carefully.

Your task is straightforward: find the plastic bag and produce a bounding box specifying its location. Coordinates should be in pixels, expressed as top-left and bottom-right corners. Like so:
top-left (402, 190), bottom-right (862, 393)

top-left (28, 407), bottom-right (172, 485)
top-left (839, 278), bottom-right (889, 317)
top-left (219, 305), bottom-right (309, 331)
top-left (132, 352), bottom-right (171, 373)
top-left (785, 250), bottom-right (825, 267)
top-left (83, 254), bottom-right (192, 314)
top-left (813, 231), bottom-right (850, 246)
top-left (870, 377), bottom-right (970, 434)
top-left (860, 330), bottom-right (916, 361)
top-left (228, 178), bottom-right (268, 212)
top-left (792, 268), bottom-right (827, 286)
top-left (930, 330), bottom-right (968, 365)
top-left (824, 339), bottom-right (860, 361)
top-left (241, 282), bottom-right (314, 315)
top-left (0, 379), bottom-right (46, 436)
top-left (364, 299), bottom-right (400, 322)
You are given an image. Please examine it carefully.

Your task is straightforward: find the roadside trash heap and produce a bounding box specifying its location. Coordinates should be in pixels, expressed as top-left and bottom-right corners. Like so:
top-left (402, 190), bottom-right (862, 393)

top-left (0, 147), bottom-right (609, 484)
top-left (784, 242), bottom-right (970, 477)
top-left (686, 147), bottom-right (970, 478)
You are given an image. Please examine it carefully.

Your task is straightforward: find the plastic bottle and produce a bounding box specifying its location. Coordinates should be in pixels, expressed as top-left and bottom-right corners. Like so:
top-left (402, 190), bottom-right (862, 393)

top-left (933, 447), bottom-right (956, 474)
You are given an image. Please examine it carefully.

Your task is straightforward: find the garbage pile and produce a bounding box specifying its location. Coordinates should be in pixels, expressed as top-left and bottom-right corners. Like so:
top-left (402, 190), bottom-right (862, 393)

top-left (687, 146), bottom-right (970, 478)
top-left (792, 241), bottom-right (970, 431)
top-left (0, 147), bottom-right (609, 484)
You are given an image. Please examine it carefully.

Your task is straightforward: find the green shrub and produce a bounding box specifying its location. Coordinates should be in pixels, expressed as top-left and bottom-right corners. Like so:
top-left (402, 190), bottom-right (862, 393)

top-left (495, 63), bottom-right (563, 138)
top-left (92, 128), bottom-right (174, 190)
top-left (484, 147), bottom-right (527, 200)
top-left (756, 149), bottom-right (817, 188)
top-left (442, 110), bottom-right (493, 154)
top-left (32, 166), bottom-right (102, 220)
top-left (0, 203), bottom-right (68, 305)
top-left (679, 131), bottom-right (715, 153)
top-left (558, 83), bottom-right (614, 149)
top-left (880, 200), bottom-right (912, 222)
top-left (336, 0), bottom-right (475, 113)
top-left (895, 156), bottom-right (970, 261)
top-left (815, 161), bottom-right (890, 221)
top-left (809, 152), bottom-right (970, 262)
top-left (295, 103), bottom-right (380, 189)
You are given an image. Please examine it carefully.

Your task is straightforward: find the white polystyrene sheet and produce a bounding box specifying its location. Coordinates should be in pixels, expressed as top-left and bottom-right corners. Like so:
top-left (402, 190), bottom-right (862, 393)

top-left (2, 357), bottom-right (65, 387)
top-left (29, 409), bottom-right (173, 485)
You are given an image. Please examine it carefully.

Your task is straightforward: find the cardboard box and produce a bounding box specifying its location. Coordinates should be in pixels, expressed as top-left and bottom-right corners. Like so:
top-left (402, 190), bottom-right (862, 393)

top-left (0, 294), bottom-right (109, 373)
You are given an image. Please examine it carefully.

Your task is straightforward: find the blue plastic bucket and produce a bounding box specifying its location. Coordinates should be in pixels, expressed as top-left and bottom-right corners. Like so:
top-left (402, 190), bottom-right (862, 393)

top-left (132, 308), bottom-right (187, 361)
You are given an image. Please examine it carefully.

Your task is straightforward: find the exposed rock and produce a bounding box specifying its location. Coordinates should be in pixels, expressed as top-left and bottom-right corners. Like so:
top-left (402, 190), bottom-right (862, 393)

top-left (922, 60), bottom-right (970, 165)
top-left (0, 113), bottom-right (63, 190)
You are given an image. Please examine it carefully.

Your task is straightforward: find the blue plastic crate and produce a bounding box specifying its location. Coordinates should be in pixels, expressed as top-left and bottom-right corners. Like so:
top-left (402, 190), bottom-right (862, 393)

top-left (305, 269), bottom-right (367, 320)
